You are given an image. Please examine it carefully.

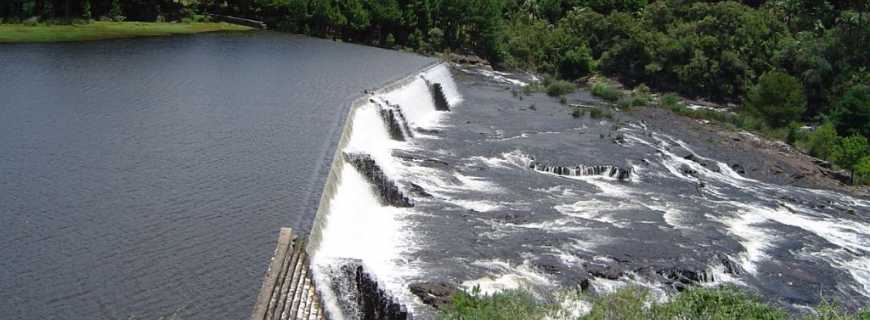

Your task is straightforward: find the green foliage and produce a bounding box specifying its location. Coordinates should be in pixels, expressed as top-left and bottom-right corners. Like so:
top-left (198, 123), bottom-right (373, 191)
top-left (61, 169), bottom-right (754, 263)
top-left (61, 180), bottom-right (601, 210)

top-left (591, 82), bottom-right (623, 102)
top-left (807, 122), bottom-right (840, 160)
top-left (648, 286), bottom-right (789, 320)
top-left (559, 44), bottom-right (595, 79)
top-left (833, 134), bottom-right (870, 184)
top-left (441, 285), bottom-right (867, 320)
top-left (82, 0), bottom-right (92, 20)
top-left (746, 71), bottom-right (807, 128)
top-left (659, 93), bottom-right (683, 110)
top-left (831, 85), bottom-right (870, 139)
top-left (589, 107), bottom-right (613, 119)
top-left (581, 286), bottom-right (650, 319)
top-left (384, 33), bottom-right (396, 48)
top-left (856, 157), bottom-right (870, 185)
top-left (110, 0), bottom-right (123, 21)
top-left (439, 286), bottom-right (545, 320)
top-left (544, 79), bottom-right (575, 97)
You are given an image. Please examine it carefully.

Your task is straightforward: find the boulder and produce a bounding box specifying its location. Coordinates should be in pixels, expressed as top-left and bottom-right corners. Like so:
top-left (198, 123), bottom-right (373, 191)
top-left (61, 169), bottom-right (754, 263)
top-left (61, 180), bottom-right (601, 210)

top-left (409, 282), bottom-right (458, 310)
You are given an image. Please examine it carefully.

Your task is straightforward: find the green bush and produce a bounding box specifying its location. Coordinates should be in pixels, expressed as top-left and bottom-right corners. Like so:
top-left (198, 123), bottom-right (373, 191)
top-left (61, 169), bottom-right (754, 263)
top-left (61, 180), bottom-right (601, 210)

top-left (559, 44), bottom-right (595, 79)
top-left (648, 286), bottom-right (789, 320)
top-left (746, 71), bottom-right (807, 129)
top-left (589, 108), bottom-right (613, 119)
top-left (833, 134), bottom-right (870, 184)
top-left (807, 122), bottom-right (840, 160)
top-left (591, 82), bottom-right (622, 102)
top-left (441, 286), bottom-right (868, 320)
top-left (659, 93), bottom-right (683, 109)
top-left (831, 85), bottom-right (870, 139)
top-left (439, 286), bottom-right (545, 320)
top-left (545, 79), bottom-right (575, 97)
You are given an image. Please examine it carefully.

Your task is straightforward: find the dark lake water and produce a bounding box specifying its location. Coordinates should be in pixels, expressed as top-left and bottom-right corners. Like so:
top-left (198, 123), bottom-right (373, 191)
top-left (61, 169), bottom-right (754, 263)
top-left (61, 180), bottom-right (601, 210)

top-left (0, 32), bottom-right (434, 320)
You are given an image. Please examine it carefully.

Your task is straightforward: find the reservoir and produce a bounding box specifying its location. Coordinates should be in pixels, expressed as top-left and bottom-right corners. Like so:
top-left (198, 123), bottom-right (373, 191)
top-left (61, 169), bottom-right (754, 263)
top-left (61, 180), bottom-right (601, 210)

top-left (0, 32), bottom-right (434, 320)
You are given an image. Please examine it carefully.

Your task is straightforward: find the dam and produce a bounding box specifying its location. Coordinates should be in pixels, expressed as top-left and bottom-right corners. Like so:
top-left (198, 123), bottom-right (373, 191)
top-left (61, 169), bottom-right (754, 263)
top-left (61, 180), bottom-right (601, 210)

top-left (255, 61), bottom-right (869, 319)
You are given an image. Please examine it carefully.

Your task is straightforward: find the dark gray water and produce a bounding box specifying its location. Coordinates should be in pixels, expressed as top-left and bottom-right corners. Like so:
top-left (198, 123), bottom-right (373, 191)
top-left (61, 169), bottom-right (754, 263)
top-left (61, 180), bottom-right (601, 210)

top-left (0, 32), bottom-right (434, 320)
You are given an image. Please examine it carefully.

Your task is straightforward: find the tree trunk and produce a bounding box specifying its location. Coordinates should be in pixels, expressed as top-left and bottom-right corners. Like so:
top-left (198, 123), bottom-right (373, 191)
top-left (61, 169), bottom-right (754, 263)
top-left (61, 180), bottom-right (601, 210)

top-left (35, 0), bottom-right (44, 17)
top-left (65, 0), bottom-right (70, 20)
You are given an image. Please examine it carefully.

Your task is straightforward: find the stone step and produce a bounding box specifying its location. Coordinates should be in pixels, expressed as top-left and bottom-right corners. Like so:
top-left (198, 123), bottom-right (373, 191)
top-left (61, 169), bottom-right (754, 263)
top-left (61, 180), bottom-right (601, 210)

top-left (252, 228), bottom-right (325, 320)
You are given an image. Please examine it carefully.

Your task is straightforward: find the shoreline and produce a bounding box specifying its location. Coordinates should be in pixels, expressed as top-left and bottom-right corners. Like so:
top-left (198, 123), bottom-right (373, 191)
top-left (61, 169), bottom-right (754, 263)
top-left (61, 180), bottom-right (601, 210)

top-left (0, 21), bottom-right (253, 44)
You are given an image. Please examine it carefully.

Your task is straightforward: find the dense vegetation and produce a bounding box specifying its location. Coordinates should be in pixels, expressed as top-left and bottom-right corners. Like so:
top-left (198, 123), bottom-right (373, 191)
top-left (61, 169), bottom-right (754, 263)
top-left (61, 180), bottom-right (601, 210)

top-left (440, 285), bottom-right (870, 320)
top-left (3, 0), bottom-right (869, 183)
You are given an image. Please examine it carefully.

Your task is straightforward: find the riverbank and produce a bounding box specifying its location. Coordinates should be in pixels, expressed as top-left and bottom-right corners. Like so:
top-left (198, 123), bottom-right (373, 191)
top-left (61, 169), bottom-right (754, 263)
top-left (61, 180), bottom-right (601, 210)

top-left (0, 21), bottom-right (252, 43)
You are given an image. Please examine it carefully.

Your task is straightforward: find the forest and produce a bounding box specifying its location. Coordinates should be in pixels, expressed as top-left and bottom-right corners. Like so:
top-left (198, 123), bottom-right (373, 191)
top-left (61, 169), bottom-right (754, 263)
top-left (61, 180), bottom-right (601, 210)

top-left (3, 0), bottom-right (870, 183)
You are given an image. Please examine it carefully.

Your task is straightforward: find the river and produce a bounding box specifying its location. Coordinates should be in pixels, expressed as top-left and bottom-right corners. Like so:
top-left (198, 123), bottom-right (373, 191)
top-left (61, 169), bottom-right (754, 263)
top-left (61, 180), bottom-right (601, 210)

top-left (310, 63), bottom-right (870, 319)
top-left (0, 32), bottom-right (434, 320)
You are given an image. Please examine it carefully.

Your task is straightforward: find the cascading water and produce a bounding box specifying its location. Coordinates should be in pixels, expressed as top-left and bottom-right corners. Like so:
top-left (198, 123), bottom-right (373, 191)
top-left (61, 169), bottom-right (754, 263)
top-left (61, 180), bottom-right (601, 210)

top-left (308, 63), bottom-right (461, 320)
top-left (309, 62), bottom-right (869, 319)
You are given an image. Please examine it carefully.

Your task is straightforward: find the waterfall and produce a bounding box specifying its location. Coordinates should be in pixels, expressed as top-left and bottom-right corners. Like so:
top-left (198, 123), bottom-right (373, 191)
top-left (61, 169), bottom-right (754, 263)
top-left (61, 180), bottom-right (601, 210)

top-left (344, 152), bottom-right (413, 208)
top-left (306, 62), bottom-right (461, 320)
top-left (372, 98), bottom-right (414, 141)
top-left (529, 161), bottom-right (633, 181)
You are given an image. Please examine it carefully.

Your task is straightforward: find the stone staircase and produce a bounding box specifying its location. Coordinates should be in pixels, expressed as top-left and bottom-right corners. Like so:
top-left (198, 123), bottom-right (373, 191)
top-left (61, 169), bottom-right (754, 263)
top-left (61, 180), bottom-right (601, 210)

top-left (251, 228), bottom-right (325, 320)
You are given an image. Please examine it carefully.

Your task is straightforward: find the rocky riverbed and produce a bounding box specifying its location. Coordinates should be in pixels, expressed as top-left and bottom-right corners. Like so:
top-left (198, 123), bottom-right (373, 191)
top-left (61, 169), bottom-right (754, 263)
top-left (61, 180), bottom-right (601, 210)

top-left (311, 63), bottom-right (870, 319)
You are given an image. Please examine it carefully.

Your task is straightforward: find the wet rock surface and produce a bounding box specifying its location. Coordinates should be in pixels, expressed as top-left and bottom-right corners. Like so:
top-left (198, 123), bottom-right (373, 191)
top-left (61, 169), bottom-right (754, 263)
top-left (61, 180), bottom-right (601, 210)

top-left (408, 282), bottom-right (458, 310)
top-left (344, 153), bottom-right (413, 207)
top-left (325, 260), bottom-right (412, 320)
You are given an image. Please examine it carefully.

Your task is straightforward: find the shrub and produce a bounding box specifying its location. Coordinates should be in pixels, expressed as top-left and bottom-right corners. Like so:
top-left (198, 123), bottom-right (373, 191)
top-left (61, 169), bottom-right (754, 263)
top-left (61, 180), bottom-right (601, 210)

top-left (649, 286), bottom-right (789, 319)
top-left (746, 71), bottom-right (807, 128)
top-left (833, 134), bottom-right (870, 184)
top-left (440, 286), bottom-right (868, 320)
top-left (807, 122), bottom-right (840, 160)
top-left (830, 85), bottom-right (870, 139)
top-left (559, 44), bottom-right (595, 79)
top-left (82, 0), bottom-right (92, 20)
top-left (110, 0), bottom-right (124, 21)
top-left (659, 93), bottom-right (682, 109)
top-left (589, 108), bottom-right (613, 119)
top-left (856, 157), bottom-right (870, 185)
top-left (545, 79), bottom-right (575, 97)
top-left (440, 286), bottom-right (545, 320)
top-left (591, 82), bottom-right (622, 102)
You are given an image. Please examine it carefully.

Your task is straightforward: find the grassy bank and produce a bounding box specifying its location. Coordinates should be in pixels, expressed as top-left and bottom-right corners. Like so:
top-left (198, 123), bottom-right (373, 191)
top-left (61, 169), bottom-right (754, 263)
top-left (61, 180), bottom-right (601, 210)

top-left (440, 285), bottom-right (870, 320)
top-left (0, 21), bottom-right (252, 43)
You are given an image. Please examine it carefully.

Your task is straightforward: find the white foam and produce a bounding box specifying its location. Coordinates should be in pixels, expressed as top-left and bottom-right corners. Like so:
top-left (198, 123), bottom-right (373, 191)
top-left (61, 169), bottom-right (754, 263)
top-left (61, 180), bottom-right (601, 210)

top-left (344, 103), bottom-right (405, 177)
top-left (378, 64), bottom-right (462, 130)
top-left (462, 260), bottom-right (553, 296)
top-left (312, 165), bottom-right (417, 318)
top-left (713, 206), bottom-right (775, 275)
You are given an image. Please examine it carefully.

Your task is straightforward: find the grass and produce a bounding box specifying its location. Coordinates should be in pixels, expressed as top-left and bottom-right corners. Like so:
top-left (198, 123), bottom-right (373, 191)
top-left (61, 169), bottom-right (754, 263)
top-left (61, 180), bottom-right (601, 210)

top-left (0, 21), bottom-right (252, 43)
top-left (440, 285), bottom-right (870, 320)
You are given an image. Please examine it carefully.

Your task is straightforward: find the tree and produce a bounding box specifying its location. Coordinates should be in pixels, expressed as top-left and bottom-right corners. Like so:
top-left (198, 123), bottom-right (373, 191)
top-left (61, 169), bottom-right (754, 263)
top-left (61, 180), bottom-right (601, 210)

top-left (856, 156), bottom-right (870, 184)
top-left (81, 0), bottom-right (90, 20)
top-left (832, 134), bottom-right (870, 184)
top-left (109, 0), bottom-right (122, 20)
top-left (831, 85), bottom-right (870, 139)
top-left (559, 43), bottom-right (595, 79)
top-left (807, 121), bottom-right (839, 160)
top-left (746, 71), bottom-right (807, 128)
